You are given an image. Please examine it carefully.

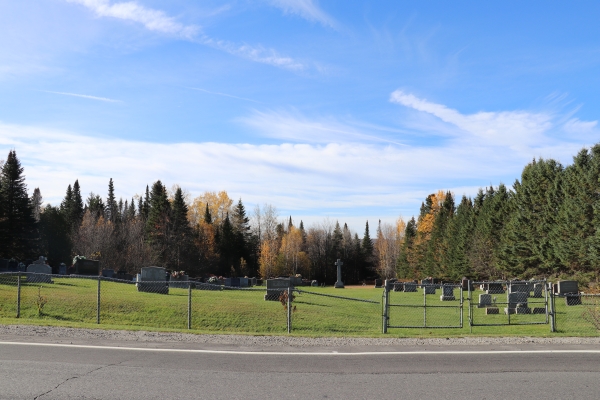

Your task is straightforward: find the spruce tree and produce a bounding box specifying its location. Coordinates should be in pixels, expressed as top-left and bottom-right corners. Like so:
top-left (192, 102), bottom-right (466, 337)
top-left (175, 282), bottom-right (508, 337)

top-left (106, 178), bottom-right (118, 222)
top-left (361, 221), bottom-right (374, 277)
top-left (71, 180), bottom-right (84, 227)
top-left (146, 180), bottom-right (171, 266)
top-left (0, 150), bottom-right (37, 259)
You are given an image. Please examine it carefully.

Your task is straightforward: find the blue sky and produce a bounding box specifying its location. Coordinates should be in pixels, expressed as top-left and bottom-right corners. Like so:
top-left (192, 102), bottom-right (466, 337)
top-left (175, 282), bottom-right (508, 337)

top-left (1, 0), bottom-right (599, 232)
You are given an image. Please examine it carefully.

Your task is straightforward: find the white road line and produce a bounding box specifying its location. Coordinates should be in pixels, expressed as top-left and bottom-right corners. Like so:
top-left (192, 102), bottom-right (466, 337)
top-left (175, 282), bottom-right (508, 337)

top-left (1, 341), bottom-right (600, 355)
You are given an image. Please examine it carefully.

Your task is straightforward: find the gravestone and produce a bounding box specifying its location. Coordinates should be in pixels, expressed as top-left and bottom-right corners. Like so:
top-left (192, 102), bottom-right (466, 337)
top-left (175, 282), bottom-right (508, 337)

top-left (565, 294), bottom-right (582, 306)
top-left (486, 282), bottom-right (505, 294)
top-left (74, 259), bottom-right (100, 276)
top-left (532, 283), bottom-right (544, 298)
top-left (505, 292), bottom-right (529, 314)
top-left (374, 279), bottom-right (382, 288)
top-left (0, 259), bottom-right (7, 272)
top-left (393, 282), bottom-right (404, 292)
top-left (290, 276), bottom-right (303, 287)
top-left (239, 277), bottom-right (249, 287)
top-left (18, 262), bottom-right (26, 272)
top-left (422, 279), bottom-right (436, 294)
top-left (440, 285), bottom-right (455, 301)
top-left (311, 280), bottom-right (319, 287)
top-left (136, 266), bottom-right (168, 294)
top-left (509, 283), bottom-right (530, 295)
top-left (102, 269), bottom-right (115, 278)
top-left (403, 282), bottom-right (417, 292)
top-left (334, 259), bottom-right (344, 288)
top-left (26, 263), bottom-right (52, 283)
top-left (486, 307), bottom-right (499, 314)
top-left (225, 277), bottom-right (240, 287)
top-left (461, 277), bottom-right (472, 291)
top-left (58, 263), bottom-right (67, 275)
top-left (249, 277), bottom-right (257, 287)
top-left (265, 278), bottom-right (291, 301)
top-left (169, 274), bottom-right (189, 288)
top-left (8, 259), bottom-right (19, 272)
top-left (557, 281), bottom-right (578, 294)
top-left (478, 294), bottom-right (492, 308)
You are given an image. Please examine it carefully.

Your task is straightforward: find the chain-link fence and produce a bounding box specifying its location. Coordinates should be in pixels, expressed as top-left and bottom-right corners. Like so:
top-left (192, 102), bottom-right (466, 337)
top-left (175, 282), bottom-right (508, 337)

top-left (552, 293), bottom-right (600, 335)
top-left (384, 283), bottom-right (463, 330)
top-left (291, 288), bottom-right (381, 335)
top-left (1, 272), bottom-right (599, 336)
top-left (468, 280), bottom-right (550, 328)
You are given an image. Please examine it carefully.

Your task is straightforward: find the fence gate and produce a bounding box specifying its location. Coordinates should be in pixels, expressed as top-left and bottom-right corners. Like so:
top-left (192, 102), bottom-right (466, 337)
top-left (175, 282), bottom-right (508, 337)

top-left (383, 282), bottom-right (463, 332)
top-left (468, 280), bottom-right (551, 329)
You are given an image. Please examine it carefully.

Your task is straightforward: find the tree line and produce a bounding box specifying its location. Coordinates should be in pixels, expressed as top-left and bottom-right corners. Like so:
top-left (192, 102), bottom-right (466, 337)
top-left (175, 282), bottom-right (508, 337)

top-left (2, 144), bottom-right (600, 284)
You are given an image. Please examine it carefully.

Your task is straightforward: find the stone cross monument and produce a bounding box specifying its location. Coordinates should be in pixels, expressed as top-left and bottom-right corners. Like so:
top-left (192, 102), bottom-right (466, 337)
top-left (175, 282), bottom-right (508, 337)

top-left (334, 259), bottom-right (344, 288)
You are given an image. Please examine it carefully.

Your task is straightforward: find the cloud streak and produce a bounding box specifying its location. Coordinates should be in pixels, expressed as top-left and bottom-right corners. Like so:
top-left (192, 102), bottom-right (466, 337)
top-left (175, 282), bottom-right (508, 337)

top-left (39, 90), bottom-right (122, 103)
top-left (240, 109), bottom-right (408, 145)
top-left (66, 0), bottom-right (307, 71)
top-left (266, 0), bottom-right (337, 28)
top-left (186, 87), bottom-right (262, 104)
top-left (66, 0), bottom-right (199, 39)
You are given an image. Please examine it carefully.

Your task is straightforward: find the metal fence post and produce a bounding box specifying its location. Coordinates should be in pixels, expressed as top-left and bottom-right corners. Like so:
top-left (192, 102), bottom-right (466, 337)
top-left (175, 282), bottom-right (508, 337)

top-left (382, 283), bottom-right (389, 334)
top-left (16, 273), bottom-right (21, 318)
top-left (468, 280), bottom-right (472, 333)
top-left (287, 287), bottom-right (292, 333)
top-left (423, 284), bottom-right (427, 328)
top-left (97, 276), bottom-right (101, 324)
top-left (188, 283), bottom-right (192, 330)
top-left (549, 283), bottom-right (556, 332)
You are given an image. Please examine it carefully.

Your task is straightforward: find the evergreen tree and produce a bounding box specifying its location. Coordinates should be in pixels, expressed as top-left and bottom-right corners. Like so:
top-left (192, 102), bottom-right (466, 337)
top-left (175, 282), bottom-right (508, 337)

top-left (171, 187), bottom-right (196, 271)
top-left (106, 178), bottom-right (118, 222)
top-left (86, 192), bottom-right (105, 219)
top-left (443, 196), bottom-right (474, 280)
top-left (39, 205), bottom-right (72, 266)
top-left (396, 217), bottom-right (417, 279)
top-left (60, 184), bottom-right (73, 223)
top-left (71, 180), bottom-right (84, 227)
top-left (498, 158), bottom-right (563, 278)
top-left (0, 150), bottom-right (37, 259)
top-left (146, 180), bottom-right (171, 265)
top-left (361, 221), bottom-right (374, 277)
top-left (204, 203), bottom-right (212, 224)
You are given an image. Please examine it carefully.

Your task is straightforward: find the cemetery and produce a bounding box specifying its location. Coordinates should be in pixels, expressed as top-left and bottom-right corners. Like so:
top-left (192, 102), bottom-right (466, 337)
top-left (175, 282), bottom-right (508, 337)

top-left (0, 267), bottom-right (599, 336)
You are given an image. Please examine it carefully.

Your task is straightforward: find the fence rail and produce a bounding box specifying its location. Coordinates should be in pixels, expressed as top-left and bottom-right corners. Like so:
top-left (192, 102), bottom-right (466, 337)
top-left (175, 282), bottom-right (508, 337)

top-left (0, 273), bottom-right (598, 336)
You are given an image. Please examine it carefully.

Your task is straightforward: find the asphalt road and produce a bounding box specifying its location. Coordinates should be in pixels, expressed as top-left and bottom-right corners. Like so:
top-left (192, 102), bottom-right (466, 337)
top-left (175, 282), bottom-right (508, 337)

top-left (1, 341), bottom-right (599, 399)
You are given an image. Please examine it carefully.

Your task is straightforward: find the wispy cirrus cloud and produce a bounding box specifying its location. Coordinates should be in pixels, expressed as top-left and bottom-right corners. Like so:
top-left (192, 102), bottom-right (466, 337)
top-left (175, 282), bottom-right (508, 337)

top-left (66, 0), bottom-right (199, 39)
top-left (266, 0), bottom-right (337, 28)
top-left (39, 90), bottom-right (122, 103)
top-left (199, 37), bottom-right (306, 71)
top-left (239, 109), bottom-right (407, 145)
top-left (66, 0), bottom-right (307, 71)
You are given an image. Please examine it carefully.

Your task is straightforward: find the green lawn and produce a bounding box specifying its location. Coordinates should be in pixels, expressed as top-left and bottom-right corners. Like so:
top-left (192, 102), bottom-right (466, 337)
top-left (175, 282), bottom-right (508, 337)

top-left (0, 275), bottom-right (598, 337)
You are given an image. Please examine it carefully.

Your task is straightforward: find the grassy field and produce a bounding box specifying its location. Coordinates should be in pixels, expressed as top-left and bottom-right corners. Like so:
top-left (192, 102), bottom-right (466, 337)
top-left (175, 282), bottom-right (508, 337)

top-left (0, 275), bottom-right (598, 337)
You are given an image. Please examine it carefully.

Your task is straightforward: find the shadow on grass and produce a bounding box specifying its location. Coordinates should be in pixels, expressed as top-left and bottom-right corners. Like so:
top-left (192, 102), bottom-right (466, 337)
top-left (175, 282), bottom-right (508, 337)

top-left (294, 300), bottom-right (334, 308)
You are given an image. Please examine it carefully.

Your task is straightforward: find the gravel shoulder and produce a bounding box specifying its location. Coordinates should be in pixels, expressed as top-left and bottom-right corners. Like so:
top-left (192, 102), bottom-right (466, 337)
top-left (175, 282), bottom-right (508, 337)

top-left (1, 324), bottom-right (600, 352)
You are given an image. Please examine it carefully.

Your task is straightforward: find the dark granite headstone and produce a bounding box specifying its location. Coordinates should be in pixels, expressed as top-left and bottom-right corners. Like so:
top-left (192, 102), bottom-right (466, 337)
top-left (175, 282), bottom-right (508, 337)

top-left (265, 278), bottom-right (291, 300)
top-left (374, 279), bottom-right (382, 288)
top-left (487, 282), bottom-right (505, 294)
top-left (74, 259), bottom-right (100, 276)
top-left (102, 269), bottom-right (115, 278)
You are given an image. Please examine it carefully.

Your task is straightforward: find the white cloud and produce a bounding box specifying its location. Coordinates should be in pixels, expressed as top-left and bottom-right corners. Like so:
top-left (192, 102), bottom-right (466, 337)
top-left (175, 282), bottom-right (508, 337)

top-left (40, 90), bottom-right (122, 103)
top-left (239, 109), bottom-right (407, 145)
top-left (0, 121), bottom-right (523, 230)
top-left (266, 0), bottom-right (337, 28)
top-left (66, 0), bottom-right (199, 39)
top-left (390, 90), bottom-right (553, 150)
top-left (65, 0), bottom-right (307, 71)
top-left (200, 37), bottom-right (306, 71)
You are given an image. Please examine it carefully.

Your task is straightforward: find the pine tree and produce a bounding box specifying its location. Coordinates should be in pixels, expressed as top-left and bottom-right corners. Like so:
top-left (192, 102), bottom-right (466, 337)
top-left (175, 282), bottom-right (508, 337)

top-left (86, 192), bottom-right (105, 219)
top-left (146, 180), bottom-right (171, 265)
top-left (0, 150), bottom-right (37, 259)
top-left (171, 187), bottom-right (195, 271)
